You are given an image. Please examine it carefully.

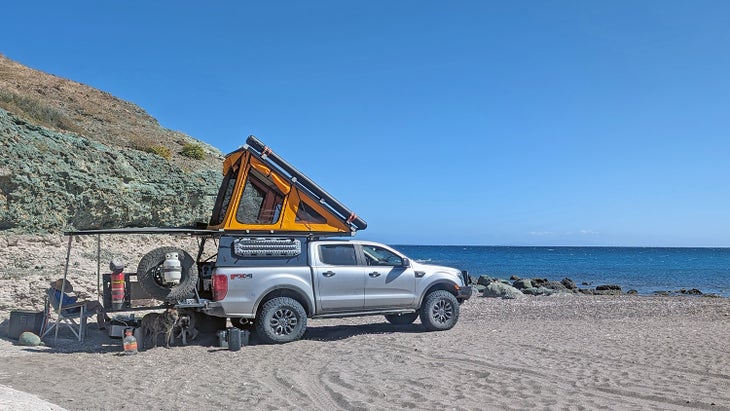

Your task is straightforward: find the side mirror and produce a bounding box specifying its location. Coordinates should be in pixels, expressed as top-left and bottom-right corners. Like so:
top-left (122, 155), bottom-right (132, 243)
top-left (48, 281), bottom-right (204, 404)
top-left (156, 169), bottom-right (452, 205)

top-left (400, 258), bottom-right (410, 268)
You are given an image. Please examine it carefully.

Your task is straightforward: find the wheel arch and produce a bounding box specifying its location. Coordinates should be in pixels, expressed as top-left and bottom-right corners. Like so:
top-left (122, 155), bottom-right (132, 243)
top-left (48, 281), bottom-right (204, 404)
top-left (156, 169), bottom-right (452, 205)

top-left (418, 280), bottom-right (459, 308)
top-left (254, 286), bottom-right (314, 317)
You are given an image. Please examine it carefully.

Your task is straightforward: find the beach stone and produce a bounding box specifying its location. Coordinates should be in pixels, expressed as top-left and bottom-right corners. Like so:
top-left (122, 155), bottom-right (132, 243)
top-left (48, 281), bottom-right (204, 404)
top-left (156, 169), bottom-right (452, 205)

top-left (596, 284), bottom-right (622, 291)
top-left (561, 278), bottom-right (577, 290)
top-left (17, 331), bottom-right (43, 346)
top-left (543, 281), bottom-right (569, 292)
top-left (627, 289), bottom-right (638, 295)
top-left (522, 286), bottom-right (555, 296)
top-left (513, 279), bottom-right (533, 289)
top-left (577, 288), bottom-right (595, 295)
top-left (678, 288), bottom-right (702, 295)
top-left (595, 285), bottom-right (622, 295)
top-left (509, 275), bottom-right (521, 281)
top-left (531, 278), bottom-right (549, 287)
top-left (476, 275), bottom-right (496, 287)
top-left (482, 282), bottom-right (524, 299)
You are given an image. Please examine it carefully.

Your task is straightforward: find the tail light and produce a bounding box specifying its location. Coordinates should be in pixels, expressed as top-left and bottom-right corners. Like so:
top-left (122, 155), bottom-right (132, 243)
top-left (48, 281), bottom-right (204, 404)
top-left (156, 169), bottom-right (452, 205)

top-left (212, 273), bottom-right (228, 301)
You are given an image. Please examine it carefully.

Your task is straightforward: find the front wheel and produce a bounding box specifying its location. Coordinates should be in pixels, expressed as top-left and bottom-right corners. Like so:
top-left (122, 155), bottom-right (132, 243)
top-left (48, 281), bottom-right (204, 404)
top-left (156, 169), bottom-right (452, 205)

top-left (419, 290), bottom-right (460, 331)
top-left (255, 297), bottom-right (307, 344)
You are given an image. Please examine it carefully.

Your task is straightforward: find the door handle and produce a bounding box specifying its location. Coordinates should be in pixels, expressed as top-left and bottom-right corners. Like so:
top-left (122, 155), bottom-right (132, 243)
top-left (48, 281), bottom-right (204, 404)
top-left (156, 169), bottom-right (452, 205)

top-left (322, 271), bottom-right (336, 277)
top-left (369, 272), bottom-right (381, 278)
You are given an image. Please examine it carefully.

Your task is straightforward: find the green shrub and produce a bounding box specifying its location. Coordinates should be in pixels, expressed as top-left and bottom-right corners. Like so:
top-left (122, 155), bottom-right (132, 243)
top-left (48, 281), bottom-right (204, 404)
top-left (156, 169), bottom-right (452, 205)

top-left (180, 143), bottom-right (205, 160)
top-left (144, 145), bottom-right (171, 160)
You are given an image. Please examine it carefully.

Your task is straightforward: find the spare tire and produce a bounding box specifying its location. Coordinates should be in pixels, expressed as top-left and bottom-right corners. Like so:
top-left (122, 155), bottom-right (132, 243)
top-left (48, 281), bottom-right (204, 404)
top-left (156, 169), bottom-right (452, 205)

top-left (137, 247), bottom-right (198, 303)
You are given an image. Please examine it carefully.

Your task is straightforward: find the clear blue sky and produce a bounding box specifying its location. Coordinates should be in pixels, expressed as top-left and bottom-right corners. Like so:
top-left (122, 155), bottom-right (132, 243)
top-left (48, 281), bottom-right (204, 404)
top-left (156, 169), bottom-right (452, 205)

top-left (2, 1), bottom-right (729, 246)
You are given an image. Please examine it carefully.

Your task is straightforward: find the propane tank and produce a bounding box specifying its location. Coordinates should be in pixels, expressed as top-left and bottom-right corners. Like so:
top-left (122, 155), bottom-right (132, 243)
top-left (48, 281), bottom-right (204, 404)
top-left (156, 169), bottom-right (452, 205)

top-left (163, 252), bottom-right (182, 285)
top-left (122, 328), bottom-right (138, 355)
top-left (110, 258), bottom-right (125, 310)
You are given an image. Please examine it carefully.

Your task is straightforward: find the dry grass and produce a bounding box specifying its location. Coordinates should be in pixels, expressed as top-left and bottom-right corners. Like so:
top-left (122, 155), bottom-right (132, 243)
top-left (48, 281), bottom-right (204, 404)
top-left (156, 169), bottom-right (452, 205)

top-left (0, 53), bottom-right (222, 170)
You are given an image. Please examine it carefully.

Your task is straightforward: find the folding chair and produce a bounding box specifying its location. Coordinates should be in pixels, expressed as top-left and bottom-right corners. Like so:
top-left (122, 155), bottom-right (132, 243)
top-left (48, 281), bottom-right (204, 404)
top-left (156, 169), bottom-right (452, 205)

top-left (41, 288), bottom-right (88, 341)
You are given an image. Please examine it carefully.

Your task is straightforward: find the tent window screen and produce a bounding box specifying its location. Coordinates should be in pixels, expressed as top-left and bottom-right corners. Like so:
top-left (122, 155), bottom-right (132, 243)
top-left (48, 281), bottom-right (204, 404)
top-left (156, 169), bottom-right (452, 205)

top-left (236, 169), bottom-right (284, 224)
top-left (210, 170), bottom-right (237, 226)
top-left (296, 201), bottom-right (327, 224)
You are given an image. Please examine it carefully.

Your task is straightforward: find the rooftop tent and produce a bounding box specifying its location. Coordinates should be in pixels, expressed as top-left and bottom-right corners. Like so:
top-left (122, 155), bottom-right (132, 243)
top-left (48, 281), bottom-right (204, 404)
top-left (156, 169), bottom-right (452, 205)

top-left (208, 136), bottom-right (367, 235)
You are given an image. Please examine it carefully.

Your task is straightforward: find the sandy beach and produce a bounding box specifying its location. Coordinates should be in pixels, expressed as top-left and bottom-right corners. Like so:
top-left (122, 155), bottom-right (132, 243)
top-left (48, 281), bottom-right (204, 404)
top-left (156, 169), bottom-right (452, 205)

top-left (0, 235), bottom-right (729, 409)
top-left (0, 294), bottom-right (728, 410)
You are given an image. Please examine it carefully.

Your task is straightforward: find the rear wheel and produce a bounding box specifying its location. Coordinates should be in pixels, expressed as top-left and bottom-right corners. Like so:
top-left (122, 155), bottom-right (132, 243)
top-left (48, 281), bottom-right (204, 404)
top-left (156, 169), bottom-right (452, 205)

top-left (419, 290), bottom-right (460, 331)
top-left (255, 297), bottom-right (307, 344)
top-left (384, 312), bottom-right (418, 325)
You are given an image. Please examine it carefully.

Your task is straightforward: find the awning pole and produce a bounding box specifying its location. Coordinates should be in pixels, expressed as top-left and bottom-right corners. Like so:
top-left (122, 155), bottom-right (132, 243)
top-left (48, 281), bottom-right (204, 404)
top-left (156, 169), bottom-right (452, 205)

top-left (96, 234), bottom-right (101, 301)
top-left (54, 235), bottom-right (73, 342)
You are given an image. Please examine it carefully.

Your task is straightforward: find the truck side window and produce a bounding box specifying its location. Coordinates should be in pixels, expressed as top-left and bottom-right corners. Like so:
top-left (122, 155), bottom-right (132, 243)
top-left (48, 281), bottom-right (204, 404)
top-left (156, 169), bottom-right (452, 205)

top-left (362, 245), bottom-right (403, 266)
top-left (319, 245), bottom-right (357, 266)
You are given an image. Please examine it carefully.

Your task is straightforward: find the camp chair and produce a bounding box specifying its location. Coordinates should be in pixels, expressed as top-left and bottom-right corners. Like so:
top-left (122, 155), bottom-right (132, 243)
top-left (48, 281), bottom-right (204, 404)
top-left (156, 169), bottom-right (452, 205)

top-left (41, 288), bottom-right (88, 341)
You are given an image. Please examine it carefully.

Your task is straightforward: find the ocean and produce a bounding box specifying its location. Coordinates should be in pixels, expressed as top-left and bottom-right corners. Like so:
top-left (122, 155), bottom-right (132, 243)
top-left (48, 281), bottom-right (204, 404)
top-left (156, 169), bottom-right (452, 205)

top-left (394, 245), bottom-right (730, 297)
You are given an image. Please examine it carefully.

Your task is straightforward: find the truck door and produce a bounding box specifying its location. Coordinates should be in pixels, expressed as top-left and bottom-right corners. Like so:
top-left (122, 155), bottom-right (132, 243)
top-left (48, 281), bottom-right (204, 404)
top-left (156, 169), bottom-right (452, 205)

top-left (360, 244), bottom-right (417, 309)
top-left (313, 244), bottom-right (365, 312)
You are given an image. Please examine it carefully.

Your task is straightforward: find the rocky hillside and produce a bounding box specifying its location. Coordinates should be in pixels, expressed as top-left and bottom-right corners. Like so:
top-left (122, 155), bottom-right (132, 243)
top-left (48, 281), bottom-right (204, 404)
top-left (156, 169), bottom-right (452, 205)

top-left (0, 54), bottom-right (223, 233)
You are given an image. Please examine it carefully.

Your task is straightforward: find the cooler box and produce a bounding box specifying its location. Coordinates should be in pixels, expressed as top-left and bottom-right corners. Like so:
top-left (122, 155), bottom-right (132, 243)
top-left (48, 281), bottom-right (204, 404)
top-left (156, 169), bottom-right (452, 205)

top-left (8, 310), bottom-right (44, 340)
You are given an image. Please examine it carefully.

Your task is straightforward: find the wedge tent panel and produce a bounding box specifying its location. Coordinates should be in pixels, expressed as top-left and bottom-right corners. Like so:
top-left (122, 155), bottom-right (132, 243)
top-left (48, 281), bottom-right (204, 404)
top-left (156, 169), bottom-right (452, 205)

top-left (208, 137), bottom-right (367, 235)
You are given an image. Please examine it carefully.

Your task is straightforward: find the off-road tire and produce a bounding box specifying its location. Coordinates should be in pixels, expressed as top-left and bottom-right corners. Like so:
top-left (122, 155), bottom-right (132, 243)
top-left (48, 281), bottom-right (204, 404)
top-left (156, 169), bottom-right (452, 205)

top-left (419, 290), bottom-right (460, 331)
top-left (137, 247), bottom-right (198, 303)
top-left (384, 312), bottom-right (418, 325)
top-left (255, 297), bottom-right (307, 344)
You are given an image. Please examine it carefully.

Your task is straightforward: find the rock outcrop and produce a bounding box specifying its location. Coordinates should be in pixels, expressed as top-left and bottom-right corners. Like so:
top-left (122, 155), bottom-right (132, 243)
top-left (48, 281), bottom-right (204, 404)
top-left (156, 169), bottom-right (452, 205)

top-left (0, 108), bottom-right (222, 232)
top-left (0, 54), bottom-right (225, 233)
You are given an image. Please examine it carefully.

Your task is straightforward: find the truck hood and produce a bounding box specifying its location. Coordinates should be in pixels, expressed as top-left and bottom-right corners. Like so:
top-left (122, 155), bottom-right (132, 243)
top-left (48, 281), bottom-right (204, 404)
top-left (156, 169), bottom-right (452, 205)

top-left (411, 261), bottom-right (463, 278)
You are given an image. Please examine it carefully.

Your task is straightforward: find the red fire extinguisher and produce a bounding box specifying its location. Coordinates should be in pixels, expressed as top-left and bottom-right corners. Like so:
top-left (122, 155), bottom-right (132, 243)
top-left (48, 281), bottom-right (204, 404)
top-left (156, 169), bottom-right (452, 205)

top-left (110, 258), bottom-right (125, 310)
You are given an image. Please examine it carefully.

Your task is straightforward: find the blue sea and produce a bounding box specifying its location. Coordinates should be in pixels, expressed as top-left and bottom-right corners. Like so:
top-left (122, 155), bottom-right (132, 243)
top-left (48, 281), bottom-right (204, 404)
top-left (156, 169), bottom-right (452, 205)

top-left (394, 246), bottom-right (730, 297)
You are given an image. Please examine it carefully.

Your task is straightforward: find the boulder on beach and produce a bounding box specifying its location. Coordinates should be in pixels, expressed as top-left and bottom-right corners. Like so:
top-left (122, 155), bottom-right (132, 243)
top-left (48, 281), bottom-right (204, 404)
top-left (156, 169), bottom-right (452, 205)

top-left (531, 278), bottom-right (549, 287)
top-left (543, 281), bottom-right (570, 293)
top-left (595, 284), bottom-right (622, 295)
top-left (561, 278), bottom-right (577, 290)
top-left (513, 279), bottom-right (533, 289)
top-left (522, 286), bottom-right (556, 296)
top-left (476, 275), bottom-right (496, 287)
top-left (678, 288), bottom-right (703, 295)
top-left (482, 282), bottom-right (525, 299)
top-left (17, 332), bottom-right (43, 346)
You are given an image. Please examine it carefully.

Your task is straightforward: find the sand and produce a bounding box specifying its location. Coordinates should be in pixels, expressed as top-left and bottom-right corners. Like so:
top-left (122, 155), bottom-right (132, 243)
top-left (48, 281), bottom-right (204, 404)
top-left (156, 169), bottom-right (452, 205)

top-left (0, 295), bottom-right (727, 410)
top-left (1, 235), bottom-right (729, 410)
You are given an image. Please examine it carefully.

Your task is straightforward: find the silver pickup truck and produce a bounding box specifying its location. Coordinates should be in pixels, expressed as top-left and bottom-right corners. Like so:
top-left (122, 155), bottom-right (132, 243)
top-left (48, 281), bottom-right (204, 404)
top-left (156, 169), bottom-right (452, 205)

top-left (196, 236), bottom-right (471, 344)
top-left (121, 137), bottom-right (471, 344)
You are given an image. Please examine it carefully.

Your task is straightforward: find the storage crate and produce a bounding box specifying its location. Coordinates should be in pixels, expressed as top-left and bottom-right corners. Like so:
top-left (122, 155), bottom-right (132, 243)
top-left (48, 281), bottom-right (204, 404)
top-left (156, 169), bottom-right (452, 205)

top-left (8, 310), bottom-right (44, 340)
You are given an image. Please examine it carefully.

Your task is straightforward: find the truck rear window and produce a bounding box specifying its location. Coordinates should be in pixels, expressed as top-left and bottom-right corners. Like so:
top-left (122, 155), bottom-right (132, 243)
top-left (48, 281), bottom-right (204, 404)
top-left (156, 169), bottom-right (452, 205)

top-left (319, 244), bottom-right (357, 266)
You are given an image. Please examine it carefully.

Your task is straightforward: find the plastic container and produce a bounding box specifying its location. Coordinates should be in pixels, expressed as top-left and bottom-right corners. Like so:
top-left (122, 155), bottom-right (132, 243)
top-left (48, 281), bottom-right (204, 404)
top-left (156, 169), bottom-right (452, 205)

top-left (122, 328), bottom-right (138, 354)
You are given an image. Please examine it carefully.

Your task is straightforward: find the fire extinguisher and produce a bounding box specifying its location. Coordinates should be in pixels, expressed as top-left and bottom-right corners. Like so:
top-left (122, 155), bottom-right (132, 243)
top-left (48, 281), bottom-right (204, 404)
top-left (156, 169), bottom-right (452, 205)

top-left (110, 258), bottom-right (125, 310)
